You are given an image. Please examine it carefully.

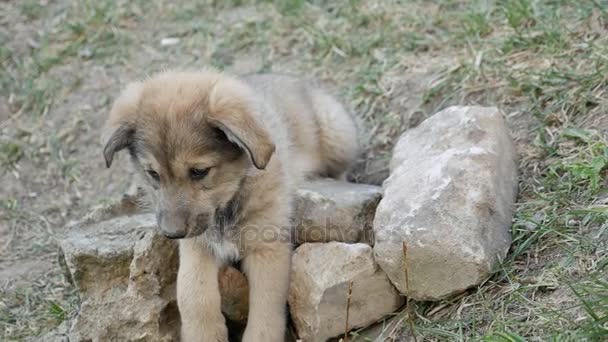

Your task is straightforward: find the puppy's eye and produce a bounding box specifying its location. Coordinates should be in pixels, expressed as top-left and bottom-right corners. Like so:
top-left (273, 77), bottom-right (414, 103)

top-left (190, 168), bottom-right (210, 180)
top-left (146, 170), bottom-right (160, 181)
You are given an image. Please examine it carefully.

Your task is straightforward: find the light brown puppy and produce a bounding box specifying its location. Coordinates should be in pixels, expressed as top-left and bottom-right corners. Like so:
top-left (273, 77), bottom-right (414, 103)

top-left (102, 69), bottom-right (359, 342)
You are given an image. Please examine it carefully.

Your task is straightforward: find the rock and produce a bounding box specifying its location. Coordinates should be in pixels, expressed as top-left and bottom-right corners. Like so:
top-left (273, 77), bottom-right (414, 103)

top-left (294, 179), bottom-right (381, 244)
top-left (59, 194), bottom-right (250, 341)
top-left (60, 213), bottom-right (180, 342)
top-left (160, 37), bottom-right (180, 46)
top-left (289, 242), bottom-right (403, 342)
top-left (219, 265), bottom-right (249, 323)
top-left (373, 105), bottom-right (518, 300)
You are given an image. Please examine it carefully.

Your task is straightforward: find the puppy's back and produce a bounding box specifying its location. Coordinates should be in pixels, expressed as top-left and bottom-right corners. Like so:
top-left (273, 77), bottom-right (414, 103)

top-left (244, 74), bottom-right (359, 180)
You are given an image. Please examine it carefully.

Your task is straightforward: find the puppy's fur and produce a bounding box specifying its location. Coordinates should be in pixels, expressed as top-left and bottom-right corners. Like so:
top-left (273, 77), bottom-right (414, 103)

top-left (103, 69), bottom-right (359, 342)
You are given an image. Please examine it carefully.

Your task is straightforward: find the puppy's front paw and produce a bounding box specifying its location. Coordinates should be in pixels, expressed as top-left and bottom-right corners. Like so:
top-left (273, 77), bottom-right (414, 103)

top-left (242, 326), bottom-right (283, 342)
top-left (181, 320), bottom-right (228, 342)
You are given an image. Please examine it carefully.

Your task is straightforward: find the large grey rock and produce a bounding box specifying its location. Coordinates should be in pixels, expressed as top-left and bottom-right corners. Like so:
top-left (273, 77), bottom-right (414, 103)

top-left (373, 106), bottom-right (518, 300)
top-left (289, 242), bottom-right (403, 342)
top-left (294, 179), bottom-right (381, 244)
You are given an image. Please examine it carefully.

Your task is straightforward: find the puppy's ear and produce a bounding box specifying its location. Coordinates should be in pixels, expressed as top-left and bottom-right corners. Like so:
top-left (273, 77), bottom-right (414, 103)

top-left (102, 82), bottom-right (143, 168)
top-left (103, 124), bottom-right (135, 168)
top-left (207, 79), bottom-right (275, 170)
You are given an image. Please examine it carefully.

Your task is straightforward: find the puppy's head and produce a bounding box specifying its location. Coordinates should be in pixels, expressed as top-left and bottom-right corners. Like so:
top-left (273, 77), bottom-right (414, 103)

top-left (102, 70), bottom-right (275, 239)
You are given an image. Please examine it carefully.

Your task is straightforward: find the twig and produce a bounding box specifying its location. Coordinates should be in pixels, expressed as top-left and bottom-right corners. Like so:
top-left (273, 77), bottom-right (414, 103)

top-left (402, 242), bottom-right (418, 342)
top-left (343, 280), bottom-right (354, 342)
top-left (381, 312), bottom-right (408, 341)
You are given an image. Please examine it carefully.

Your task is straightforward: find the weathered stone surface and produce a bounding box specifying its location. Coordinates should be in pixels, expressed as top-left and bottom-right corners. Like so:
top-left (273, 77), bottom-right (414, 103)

top-left (60, 213), bottom-right (180, 342)
top-left (373, 105), bottom-right (518, 300)
top-left (59, 193), bottom-right (250, 341)
top-left (294, 179), bottom-right (381, 244)
top-left (289, 242), bottom-right (403, 342)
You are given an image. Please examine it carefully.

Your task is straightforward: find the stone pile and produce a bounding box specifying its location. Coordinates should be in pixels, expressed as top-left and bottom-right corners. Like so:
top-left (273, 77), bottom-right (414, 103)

top-left (56, 106), bottom-right (518, 341)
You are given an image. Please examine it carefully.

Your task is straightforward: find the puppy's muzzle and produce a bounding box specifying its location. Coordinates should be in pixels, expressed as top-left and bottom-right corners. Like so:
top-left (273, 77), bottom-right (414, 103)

top-left (157, 209), bottom-right (189, 240)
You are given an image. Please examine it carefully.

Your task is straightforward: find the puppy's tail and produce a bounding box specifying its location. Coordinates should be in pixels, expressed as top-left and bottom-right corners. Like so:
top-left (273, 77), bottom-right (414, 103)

top-left (310, 89), bottom-right (360, 180)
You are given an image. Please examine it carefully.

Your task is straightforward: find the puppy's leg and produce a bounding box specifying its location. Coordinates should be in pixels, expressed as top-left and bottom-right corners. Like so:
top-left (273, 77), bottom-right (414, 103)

top-left (241, 241), bottom-right (291, 342)
top-left (178, 238), bottom-right (227, 342)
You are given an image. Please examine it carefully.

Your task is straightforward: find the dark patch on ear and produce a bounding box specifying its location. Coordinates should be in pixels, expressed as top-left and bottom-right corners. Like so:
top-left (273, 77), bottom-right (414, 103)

top-left (212, 126), bottom-right (231, 143)
top-left (103, 125), bottom-right (135, 168)
top-left (211, 127), bottom-right (244, 160)
top-left (212, 121), bottom-right (272, 170)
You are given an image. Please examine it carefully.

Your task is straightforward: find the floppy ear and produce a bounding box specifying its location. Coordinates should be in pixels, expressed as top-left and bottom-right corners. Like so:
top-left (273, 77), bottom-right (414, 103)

top-left (102, 82), bottom-right (143, 168)
top-left (207, 79), bottom-right (275, 170)
top-left (103, 124), bottom-right (135, 168)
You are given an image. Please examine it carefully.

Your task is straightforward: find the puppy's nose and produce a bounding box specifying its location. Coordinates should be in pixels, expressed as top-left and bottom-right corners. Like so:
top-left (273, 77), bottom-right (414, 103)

top-left (162, 231), bottom-right (186, 239)
top-left (157, 209), bottom-right (188, 240)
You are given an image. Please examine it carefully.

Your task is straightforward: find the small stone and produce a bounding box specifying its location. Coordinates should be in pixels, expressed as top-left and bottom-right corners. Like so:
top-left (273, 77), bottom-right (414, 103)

top-left (294, 179), bottom-right (381, 244)
top-left (289, 242), bottom-right (403, 342)
top-left (78, 48), bottom-right (93, 59)
top-left (26, 38), bottom-right (40, 49)
top-left (160, 37), bottom-right (180, 46)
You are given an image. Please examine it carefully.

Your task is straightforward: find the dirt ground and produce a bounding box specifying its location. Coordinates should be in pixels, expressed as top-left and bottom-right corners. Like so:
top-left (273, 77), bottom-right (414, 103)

top-left (1, 0), bottom-right (607, 341)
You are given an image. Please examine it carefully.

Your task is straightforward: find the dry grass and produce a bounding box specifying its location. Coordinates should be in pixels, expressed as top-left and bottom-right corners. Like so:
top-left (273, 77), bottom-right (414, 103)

top-left (1, 0), bottom-right (606, 340)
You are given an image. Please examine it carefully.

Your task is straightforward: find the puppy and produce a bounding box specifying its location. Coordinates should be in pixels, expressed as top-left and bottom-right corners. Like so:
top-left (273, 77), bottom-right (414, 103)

top-left (102, 69), bottom-right (359, 342)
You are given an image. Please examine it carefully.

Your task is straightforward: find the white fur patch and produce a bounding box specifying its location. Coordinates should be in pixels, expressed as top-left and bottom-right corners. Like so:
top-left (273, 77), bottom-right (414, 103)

top-left (206, 239), bottom-right (240, 263)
